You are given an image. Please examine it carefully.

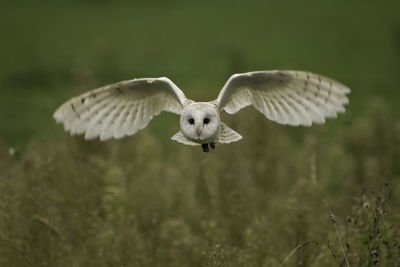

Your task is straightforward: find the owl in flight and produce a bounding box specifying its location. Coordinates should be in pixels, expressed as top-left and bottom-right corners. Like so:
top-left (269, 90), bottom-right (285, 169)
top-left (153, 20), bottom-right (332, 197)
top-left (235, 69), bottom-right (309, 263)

top-left (54, 70), bottom-right (350, 152)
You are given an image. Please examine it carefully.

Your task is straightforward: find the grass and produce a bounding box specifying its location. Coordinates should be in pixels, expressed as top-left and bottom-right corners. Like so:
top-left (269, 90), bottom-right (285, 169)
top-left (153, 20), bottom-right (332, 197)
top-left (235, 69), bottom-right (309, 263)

top-left (1, 103), bottom-right (400, 266)
top-left (1, 0), bottom-right (400, 266)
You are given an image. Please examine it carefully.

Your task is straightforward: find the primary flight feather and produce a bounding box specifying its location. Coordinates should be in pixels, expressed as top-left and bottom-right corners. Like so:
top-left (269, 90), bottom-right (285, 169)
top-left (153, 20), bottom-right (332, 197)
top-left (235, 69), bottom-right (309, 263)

top-left (54, 70), bottom-right (350, 152)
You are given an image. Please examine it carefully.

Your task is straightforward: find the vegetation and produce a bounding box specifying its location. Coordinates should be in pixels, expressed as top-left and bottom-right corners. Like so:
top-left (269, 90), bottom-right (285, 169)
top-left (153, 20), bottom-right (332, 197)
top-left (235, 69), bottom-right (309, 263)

top-left (1, 0), bottom-right (400, 266)
top-left (1, 105), bottom-right (399, 266)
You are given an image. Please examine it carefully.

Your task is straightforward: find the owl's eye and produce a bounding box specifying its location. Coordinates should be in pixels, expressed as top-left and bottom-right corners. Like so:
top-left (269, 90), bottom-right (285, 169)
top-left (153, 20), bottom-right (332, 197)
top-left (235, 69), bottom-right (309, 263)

top-left (203, 118), bottom-right (210, 124)
top-left (188, 118), bottom-right (195, 124)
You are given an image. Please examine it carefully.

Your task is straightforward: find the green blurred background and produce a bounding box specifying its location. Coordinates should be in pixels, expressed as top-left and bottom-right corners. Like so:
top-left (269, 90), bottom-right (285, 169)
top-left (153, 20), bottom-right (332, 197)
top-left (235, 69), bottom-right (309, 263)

top-left (1, 0), bottom-right (400, 145)
top-left (1, 0), bottom-right (400, 266)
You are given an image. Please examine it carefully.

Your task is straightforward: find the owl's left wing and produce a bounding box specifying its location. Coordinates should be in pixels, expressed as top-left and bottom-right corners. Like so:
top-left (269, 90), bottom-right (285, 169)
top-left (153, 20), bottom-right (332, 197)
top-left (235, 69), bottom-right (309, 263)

top-left (215, 71), bottom-right (350, 126)
top-left (54, 77), bottom-right (187, 141)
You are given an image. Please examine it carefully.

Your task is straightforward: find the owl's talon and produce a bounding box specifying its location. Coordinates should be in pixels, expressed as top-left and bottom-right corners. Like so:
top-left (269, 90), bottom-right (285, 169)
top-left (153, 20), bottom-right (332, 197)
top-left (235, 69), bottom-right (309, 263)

top-left (210, 142), bottom-right (215, 149)
top-left (202, 143), bottom-right (209, 152)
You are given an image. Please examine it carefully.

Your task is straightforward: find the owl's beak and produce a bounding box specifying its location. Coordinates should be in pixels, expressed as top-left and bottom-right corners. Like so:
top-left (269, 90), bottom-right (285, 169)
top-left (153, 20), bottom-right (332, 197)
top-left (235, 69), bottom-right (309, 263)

top-left (196, 125), bottom-right (202, 137)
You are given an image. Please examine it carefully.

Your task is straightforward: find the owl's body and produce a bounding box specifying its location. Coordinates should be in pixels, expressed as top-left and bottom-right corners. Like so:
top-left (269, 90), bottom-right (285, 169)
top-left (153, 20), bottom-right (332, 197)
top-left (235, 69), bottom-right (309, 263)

top-left (54, 70), bottom-right (350, 152)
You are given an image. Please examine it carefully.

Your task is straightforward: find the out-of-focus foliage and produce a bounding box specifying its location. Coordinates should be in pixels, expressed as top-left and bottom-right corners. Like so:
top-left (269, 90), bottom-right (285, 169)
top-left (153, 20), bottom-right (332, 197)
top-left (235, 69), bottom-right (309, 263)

top-left (1, 0), bottom-right (400, 266)
top-left (1, 105), bottom-right (400, 266)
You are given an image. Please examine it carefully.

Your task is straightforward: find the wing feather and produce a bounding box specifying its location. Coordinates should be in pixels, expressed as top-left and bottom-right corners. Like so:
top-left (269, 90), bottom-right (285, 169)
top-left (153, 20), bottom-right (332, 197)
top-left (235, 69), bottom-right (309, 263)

top-left (121, 104), bottom-right (138, 138)
top-left (111, 101), bottom-right (130, 139)
top-left (54, 77), bottom-right (187, 141)
top-left (280, 90), bottom-right (312, 126)
top-left (216, 70), bottom-right (350, 126)
top-left (272, 91), bottom-right (300, 126)
top-left (262, 97), bottom-right (277, 121)
top-left (85, 98), bottom-right (121, 140)
top-left (100, 99), bottom-right (128, 141)
top-left (74, 96), bottom-right (114, 132)
top-left (270, 97), bottom-right (288, 124)
top-left (129, 99), bottom-right (144, 135)
top-left (113, 104), bottom-right (131, 139)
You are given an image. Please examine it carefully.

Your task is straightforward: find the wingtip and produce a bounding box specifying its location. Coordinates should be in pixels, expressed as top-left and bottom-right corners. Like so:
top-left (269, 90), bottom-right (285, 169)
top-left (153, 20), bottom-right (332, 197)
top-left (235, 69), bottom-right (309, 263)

top-left (53, 109), bottom-right (63, 123)
top-left (342, 85), bottom-right (351, 94)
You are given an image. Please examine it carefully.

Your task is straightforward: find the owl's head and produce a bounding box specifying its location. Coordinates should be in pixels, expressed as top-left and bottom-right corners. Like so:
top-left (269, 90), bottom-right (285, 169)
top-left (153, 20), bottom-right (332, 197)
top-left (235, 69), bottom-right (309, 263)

top-left (180, 103), bottom-right (220, 142)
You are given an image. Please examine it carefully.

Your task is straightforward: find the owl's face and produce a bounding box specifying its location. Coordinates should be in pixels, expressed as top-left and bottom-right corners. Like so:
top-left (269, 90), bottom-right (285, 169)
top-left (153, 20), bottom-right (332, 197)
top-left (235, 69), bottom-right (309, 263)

top-left (180, 103), bottom-right (220, 142)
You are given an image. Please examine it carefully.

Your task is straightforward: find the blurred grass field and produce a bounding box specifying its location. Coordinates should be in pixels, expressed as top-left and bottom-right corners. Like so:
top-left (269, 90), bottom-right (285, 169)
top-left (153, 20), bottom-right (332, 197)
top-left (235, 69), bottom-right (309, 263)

top-left (1, 0), bottom-right (400, 266)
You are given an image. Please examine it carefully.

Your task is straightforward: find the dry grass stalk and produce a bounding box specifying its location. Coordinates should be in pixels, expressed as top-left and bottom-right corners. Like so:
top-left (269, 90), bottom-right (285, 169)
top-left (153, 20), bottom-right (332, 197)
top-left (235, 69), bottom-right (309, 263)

top-left (325, 200), bottom-right (350, 267)
top-left (278, 240), bottom-right (319, 267)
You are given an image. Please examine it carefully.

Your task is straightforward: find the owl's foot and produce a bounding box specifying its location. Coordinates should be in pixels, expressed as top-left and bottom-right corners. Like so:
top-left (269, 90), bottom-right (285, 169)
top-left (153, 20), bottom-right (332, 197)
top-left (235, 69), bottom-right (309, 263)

top-left (202, 143), bottom-right (209, 152)
top-left (210, 142), bottom-right (215, 149)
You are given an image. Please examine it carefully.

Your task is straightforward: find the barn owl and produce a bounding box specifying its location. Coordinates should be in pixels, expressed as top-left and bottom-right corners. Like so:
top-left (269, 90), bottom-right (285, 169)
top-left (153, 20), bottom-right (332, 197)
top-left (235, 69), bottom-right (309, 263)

top-left (54, 70), bottom-right (350, 152)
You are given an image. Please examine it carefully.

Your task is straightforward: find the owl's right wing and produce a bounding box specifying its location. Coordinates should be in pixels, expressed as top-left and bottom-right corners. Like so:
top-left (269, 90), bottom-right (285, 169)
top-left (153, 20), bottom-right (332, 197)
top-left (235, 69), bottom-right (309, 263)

top-left (54, 77), bottom-right (188, 141)
top-left (215, 70), bottom-right (350, 126)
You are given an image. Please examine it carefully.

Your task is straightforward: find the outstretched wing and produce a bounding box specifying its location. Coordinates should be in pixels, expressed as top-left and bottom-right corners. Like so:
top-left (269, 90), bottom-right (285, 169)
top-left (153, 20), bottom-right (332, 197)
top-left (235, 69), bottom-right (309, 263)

top-left (216, 70), bottom-right (350, 126)
top-left (54, 77), bottom-right (187, 141)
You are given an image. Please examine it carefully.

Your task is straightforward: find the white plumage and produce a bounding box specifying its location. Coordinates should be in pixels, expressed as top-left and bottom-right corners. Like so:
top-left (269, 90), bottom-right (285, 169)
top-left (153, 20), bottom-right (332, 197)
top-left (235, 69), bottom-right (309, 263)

top-left (54, 70), bottom-right (350, 152)
top-left (54, 77), bottom-right (187, 141)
